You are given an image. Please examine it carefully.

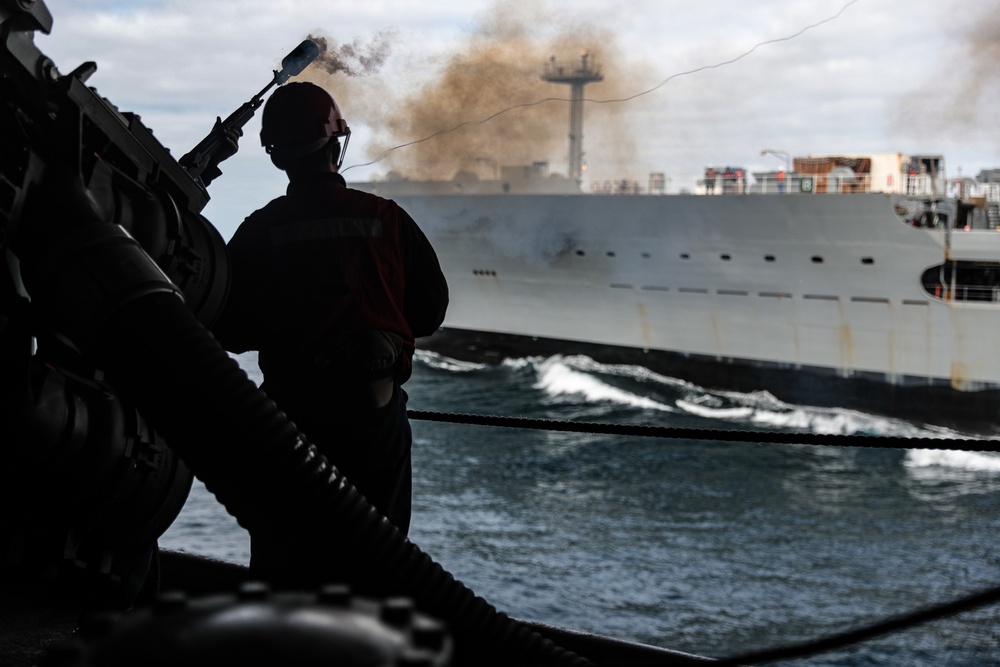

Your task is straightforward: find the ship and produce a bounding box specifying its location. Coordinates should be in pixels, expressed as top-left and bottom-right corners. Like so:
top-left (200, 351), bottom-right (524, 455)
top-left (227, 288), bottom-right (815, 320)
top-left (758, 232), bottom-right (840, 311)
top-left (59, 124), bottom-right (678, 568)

top-left (2, 5), bottom-right (997, 666)
top-left (351, 55), bottom-right (1000, 435)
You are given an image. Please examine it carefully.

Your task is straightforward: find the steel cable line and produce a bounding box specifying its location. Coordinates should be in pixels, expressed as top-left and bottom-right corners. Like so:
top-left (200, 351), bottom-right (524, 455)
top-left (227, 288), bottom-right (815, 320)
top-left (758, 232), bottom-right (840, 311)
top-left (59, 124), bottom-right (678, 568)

top-left (712, 583), bottom-right (1000, 666)
top-left (408, 409), bottom-right (998, 452)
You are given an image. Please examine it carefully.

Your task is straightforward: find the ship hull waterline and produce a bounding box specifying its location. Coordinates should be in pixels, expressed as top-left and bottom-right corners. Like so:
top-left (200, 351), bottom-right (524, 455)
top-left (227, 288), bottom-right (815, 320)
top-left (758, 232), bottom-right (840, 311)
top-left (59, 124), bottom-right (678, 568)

top-left (363, 189), bottom-right (1000, 434)
top-left (419, 327), bottom-right (1000, 434)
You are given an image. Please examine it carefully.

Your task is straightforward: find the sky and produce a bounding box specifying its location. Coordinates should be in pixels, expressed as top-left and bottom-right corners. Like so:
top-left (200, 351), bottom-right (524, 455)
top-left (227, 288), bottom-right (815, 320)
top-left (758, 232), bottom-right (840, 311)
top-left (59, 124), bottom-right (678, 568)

top-left (33, 0), bottom-right (1000, 240)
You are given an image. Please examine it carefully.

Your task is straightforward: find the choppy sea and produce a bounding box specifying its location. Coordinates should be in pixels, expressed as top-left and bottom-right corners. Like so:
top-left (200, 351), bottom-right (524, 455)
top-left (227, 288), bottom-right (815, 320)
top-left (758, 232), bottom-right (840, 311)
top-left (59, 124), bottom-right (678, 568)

top-left (160, 350), bottom-right (1000, 666)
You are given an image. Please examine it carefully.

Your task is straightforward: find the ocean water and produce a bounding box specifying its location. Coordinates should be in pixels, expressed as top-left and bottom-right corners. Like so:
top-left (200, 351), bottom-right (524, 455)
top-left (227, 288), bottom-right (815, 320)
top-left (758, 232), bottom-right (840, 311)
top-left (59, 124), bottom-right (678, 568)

top-left (159, 350), bottom-right (1000, 666)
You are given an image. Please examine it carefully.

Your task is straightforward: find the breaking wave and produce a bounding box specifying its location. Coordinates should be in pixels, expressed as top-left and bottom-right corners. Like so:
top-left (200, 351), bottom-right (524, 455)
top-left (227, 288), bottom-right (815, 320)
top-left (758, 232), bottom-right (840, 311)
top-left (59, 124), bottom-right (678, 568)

top-left (530, 355), bottom-right (676, 413)
top-left (526, 354), bottom-right (958, 435)
top-left (414, 352), bottom-right (1000, 474)
top-left (416, 350), bottom-right (488, 373)
top-left (904, 448), bottom-right (1000, 473)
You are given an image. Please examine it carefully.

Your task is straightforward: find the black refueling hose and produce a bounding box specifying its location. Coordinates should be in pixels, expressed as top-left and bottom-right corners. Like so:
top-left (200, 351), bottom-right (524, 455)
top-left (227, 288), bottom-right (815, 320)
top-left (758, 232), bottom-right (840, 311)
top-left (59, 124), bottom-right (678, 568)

top-left (24, 222), bottom-right (590, 666)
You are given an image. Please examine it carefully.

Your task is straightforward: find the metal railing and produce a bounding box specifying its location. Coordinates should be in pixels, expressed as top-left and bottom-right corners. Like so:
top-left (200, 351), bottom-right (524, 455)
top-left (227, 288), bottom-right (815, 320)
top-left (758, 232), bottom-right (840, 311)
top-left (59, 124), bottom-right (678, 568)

top-left (966, 182), bottom-right (1000, 202)
top-left (745, 174), bottom-right (940, 195)
top-left (928, 283), bottom-right (1000, 303)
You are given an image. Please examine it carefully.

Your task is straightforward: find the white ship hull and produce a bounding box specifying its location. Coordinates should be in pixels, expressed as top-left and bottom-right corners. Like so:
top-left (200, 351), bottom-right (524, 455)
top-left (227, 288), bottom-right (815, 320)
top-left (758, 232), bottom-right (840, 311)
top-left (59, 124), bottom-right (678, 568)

top-left (357, 181), bottom-right (1000, 431)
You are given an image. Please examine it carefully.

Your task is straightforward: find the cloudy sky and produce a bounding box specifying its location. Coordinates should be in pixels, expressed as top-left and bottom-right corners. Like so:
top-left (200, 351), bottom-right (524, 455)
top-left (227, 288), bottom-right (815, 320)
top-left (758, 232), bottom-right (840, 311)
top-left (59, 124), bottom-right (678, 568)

top-left (34, 0), bottom-right (1000, 239)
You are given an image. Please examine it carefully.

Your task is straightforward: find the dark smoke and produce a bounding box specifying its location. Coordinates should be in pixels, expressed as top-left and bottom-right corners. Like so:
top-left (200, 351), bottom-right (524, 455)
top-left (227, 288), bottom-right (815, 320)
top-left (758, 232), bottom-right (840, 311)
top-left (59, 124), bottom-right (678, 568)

top-left (893, 4), bottom-right (1000, 156)
top-left (295, 1), bottom-right (655, 182)
top-left (954, 12), bottom-right (1000, 126)
top-left (308, 31), bottom-right (395, 77)
top-left (366, 1), bottom-right (647, 181)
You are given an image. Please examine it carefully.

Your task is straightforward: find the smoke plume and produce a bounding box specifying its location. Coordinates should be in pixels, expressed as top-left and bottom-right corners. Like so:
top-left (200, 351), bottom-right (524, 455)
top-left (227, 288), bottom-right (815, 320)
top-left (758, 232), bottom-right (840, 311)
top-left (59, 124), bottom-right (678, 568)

top-left (374, 1), bottom-right (646, 181)
top-left (893, 4), bottom-right (1000, 158)
top-left (308, 31), bottom-right (396, 77)
top-left (298, 0), bottom-right (654, 182)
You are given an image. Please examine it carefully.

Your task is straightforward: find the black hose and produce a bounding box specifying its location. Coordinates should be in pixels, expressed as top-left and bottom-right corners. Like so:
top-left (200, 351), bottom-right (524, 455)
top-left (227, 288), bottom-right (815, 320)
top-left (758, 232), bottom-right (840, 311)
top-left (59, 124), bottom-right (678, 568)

top-left (88, 290), bottom-right (591, 667)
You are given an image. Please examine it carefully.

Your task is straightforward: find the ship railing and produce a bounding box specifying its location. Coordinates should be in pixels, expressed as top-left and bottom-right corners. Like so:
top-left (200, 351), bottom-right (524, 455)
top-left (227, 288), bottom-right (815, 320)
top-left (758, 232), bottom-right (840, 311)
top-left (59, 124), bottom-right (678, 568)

top-left (947, 284), bottom-right (1000, 303)
top-left (698, 175), bottom-right (750, 195)
top-left (924, 283), bottom-right (1000, 303)
top-left (965, 182), bottom-right (1000, 203)
top-left (749, 173), bottom-right (874, 195)
top-left (591, 179), bottom-right (645, 195)
top-left (745, 173), bottom-right (951, 196)
top-left (689, 174), bottom-right (996, 198)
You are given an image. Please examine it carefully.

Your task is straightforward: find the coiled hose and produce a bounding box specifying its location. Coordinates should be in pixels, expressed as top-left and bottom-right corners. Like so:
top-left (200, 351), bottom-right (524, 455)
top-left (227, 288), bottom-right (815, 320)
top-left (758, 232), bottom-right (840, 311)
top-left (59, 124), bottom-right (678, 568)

top-left (83, 289), bottom-right (591, 667)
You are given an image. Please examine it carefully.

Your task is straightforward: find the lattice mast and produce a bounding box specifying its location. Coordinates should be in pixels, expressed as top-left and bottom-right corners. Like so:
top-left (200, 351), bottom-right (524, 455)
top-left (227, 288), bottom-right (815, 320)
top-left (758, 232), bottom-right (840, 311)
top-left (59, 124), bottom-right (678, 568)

top-left (542, 51), bottom-right (603, 184)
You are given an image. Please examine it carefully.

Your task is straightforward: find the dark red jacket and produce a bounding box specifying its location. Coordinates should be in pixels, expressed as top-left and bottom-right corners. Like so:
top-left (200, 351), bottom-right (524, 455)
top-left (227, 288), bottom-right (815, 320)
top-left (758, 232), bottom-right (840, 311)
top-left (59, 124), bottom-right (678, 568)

top-left (213, 172), bottom-right (448, 386)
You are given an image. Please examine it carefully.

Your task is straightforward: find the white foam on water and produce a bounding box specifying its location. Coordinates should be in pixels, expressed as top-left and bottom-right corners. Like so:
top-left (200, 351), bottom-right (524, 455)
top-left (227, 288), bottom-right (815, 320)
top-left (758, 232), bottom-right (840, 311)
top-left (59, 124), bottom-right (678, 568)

top-left (674, 385), bottom-right (930, 437)
top-left (557, 354), bottom-right (701, 391)
top-left (417, 353), bottom-right (993, 465)
top-left (501, 356), bottom-right (546, 371)
top-left (536, 355), bottom-right (944, 438)
top-left (683, 384), bottom-right (965, 439)
top-left (747, 406), bottom-right (907, 436)
top-left (414, 350), bottom-right (488, 372)
top-left (675, 399), bottom-right (754, 420)
top-left (904, 448), bottom-right (1000, 473)
top-left (532, 356), bottom-right (676, 412)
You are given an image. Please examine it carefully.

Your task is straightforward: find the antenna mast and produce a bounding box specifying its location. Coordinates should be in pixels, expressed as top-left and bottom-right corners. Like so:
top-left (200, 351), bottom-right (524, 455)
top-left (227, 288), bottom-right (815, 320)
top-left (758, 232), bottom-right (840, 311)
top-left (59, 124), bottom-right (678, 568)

top-left (542, 51), bottom-right (603, 185)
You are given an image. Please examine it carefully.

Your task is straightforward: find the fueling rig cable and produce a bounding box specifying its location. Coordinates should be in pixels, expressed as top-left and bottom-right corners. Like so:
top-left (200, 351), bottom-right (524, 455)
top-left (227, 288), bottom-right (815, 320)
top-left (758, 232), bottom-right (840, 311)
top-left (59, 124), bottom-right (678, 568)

top-left (408, 409), bottom-right (998, 452)
top-left (712, 583), bottom-right (1000, 666)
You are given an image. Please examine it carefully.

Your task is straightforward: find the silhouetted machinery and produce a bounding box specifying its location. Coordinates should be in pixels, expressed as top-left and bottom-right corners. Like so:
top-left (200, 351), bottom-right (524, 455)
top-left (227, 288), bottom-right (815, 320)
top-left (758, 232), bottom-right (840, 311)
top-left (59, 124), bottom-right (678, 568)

top-left (0, 3), bottom-right (604, 666)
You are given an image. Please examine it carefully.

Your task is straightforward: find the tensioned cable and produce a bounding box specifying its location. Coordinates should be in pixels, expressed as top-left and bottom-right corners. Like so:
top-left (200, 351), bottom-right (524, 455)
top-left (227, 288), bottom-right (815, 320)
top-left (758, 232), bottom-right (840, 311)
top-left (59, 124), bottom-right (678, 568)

top-left (408, 409), bottom-right (998, 452)
top-left (343, 0), bottom-right (861, 173)
top-left (712, 583), bottom-right (1000, 666)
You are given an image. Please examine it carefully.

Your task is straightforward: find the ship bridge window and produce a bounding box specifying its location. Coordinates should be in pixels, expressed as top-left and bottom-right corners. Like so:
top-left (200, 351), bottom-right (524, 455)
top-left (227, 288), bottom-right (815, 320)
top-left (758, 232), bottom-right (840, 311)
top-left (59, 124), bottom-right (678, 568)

top-left (764, 255), bottom-right (776, 262)
top-left (921, 261), bottom-right (1000, 302)
top-left (575, 250), bottom-right (586, 256)
top-left (861, 257), bottom-right (875, 265)
top-left (811, 256), bottom-right (824, 264)
top-left (680, 253), bottom-right (690, 260)
top-left (606, 251), bottom-right (616, 257)
top-left (720, 254), bottom-right (731, 261)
